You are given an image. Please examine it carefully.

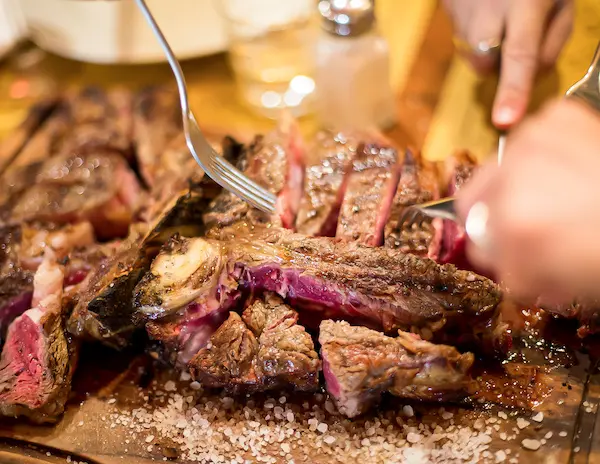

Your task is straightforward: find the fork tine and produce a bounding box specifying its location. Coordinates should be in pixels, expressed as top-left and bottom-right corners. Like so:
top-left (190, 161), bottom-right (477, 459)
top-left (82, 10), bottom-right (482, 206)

top-left (208, 159), bottom-right (276, 213)
top-left (214, 156), bottom-right (277, 202)
top-left (209, 158), bottom-right (276, 205)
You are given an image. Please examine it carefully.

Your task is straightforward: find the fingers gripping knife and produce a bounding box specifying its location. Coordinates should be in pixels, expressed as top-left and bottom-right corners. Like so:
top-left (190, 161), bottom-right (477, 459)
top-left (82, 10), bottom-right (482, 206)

top-left (397, 41), bottom-right (600, 249)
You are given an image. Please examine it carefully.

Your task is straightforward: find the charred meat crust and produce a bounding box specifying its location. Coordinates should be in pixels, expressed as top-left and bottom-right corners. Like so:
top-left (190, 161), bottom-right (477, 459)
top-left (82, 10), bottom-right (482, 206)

top-left (319, 320), bottom-right (473, 418)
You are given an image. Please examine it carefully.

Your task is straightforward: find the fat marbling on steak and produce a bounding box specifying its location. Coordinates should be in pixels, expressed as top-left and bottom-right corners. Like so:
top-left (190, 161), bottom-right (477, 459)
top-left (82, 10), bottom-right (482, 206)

top-left (295, 130), bottom-right (361, 236)
top-left (319, 320), bottom-right (474, 418)
top-left (336, 139), bottom-right (401, 246)
top-left (385, 149), bottom-right (443, 260)
top-left (133, 227), bottom-right (502, 354)
top-left (203, 115), bottom-right (305, 231)
top-left (0, 252), bottom-right (77, 423)
top-left (189, 294), bottom-right (319, 393)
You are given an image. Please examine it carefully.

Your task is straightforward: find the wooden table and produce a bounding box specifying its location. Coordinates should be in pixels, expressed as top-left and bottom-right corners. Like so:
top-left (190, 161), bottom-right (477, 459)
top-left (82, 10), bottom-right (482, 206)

top-left (0, 1), bottom-right (600, 463)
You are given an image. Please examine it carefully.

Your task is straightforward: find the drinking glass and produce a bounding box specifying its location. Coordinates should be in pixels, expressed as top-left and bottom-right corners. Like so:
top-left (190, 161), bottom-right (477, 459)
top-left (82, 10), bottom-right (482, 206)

top-left (218, 0), bottom-right (317, 119)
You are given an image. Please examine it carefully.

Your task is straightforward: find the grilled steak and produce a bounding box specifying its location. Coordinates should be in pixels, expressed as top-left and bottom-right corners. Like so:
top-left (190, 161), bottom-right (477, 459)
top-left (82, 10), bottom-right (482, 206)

top-left (319, 320), bottom-right (473, 418)
top-left (0, 253), bottom-right (77, 423)
top-left (132, 86), bottom-right (182, 187)
top-left (0, 97), bottom-right (59, 174)
top-left (295, 130), bottom-right (360, 236)
top-left (9, 150), bottom-right (141, 240)
top-left (385, 149), bottom-right (443, 259)
top-left (68, 225), bottom-right (150, 348)
top-left (134, 228), bottom-right (501, 347)
top-left (203, 115), bottom-right (305, 231)
top-left (189, 294), bottom-right (319, 393)
top-left (438, 151), bottom-right (477, 267)
top-left (336, 140), bottom-right (401, 246)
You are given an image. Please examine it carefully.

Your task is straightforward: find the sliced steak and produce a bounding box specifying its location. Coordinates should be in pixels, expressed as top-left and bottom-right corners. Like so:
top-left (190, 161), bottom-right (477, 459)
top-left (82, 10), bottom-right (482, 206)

top-left (385, 149), bottom-right (443, 259)
top-left (134, 228), bottom-right (501, 348)
top-left (0, 253), bottom-right (77, 423)
top-left (203, 115), bottom-right (305, 230)
top-left (0, 97), bottom-right (59, 174)
top-left (68, 225), bottom-right (150, 348)
top-left (336, 140), bottom-right (401, 246)
top-left (319, 320), bottom-right (473, 418)
top-left (132, 86), bottom-right (182, 187)
top-left (52, 87), bottom-right (133, 158)
top-left (9, 150), bottom-right (141, 240)
top-left (295, 130), bottom-right (360, 236)
top-left (189, 294), bottom-right (319, 393)
top-left (438, 151), bottom-right (477, 268)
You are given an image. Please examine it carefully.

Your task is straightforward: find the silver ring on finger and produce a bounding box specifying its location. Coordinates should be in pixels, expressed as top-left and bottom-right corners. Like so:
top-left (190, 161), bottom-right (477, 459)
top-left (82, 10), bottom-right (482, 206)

top-left (453, 37), bottom-right (502, 57)
top-left (465, 201), bottom-right (492, 253)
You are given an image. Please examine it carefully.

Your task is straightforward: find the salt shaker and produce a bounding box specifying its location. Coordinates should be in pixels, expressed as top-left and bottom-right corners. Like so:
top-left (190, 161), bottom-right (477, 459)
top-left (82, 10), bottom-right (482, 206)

top-left (314, 0), bottom-right (396, 130)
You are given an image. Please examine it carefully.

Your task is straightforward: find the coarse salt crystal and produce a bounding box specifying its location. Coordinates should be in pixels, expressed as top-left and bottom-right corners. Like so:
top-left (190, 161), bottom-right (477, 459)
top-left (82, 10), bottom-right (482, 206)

top-left (279, 396), bottom-right (287, 404)
top-left (545, 431), bottom-right (553, 439)
top-left (317, 423), bottom-right (328, 434)
top-left (164, 381), bottom-right (176, 392)
top-left (441, 411), bottom-right (453, 420)
top-left (281, 443), bottom-right (290, 453)
top-left (180, 371), bottom-right (191, 382)
top-left (286, 412), bottom-right (294, 423)
top-left (402, 405), bottom-right (414, 417)
top-left (574, 446), bottom-right (581, 453)
top-left (531, 412), bottom-right (544, 423)
top-left (521, 439), bottom-right (541, 451)
top-left (190, 381), bottom-right (202, 391)
top-left (559, 431), bottom-right (568, 437)
top-left (498, 411), bottom-right (508, 420)
top-left (495, 450), bottom-right (506, 462)
top-left (517, 418), bottom-right (530, 429)
top-left (145, 435), bottom-right (155, 443)
top-left (147, 445), bottom-right (153, 452)
top-left (500, 433), bottom-right (507, 441)
top-left (406, 432), bottom-right (421, 444)
top-left (324, 435), bottom-right (336, 445)
top-left (107, 398), bottom-right (116, 405)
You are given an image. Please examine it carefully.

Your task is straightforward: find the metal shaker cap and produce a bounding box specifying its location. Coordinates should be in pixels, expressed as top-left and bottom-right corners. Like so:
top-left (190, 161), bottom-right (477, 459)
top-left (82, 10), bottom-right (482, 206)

top-left (318, 0), bottom-right (375, 37)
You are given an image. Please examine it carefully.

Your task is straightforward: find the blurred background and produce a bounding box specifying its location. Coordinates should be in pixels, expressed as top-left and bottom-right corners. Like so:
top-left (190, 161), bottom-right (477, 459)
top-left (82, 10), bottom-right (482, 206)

top-left (0, 0), bottom-right (599, 161)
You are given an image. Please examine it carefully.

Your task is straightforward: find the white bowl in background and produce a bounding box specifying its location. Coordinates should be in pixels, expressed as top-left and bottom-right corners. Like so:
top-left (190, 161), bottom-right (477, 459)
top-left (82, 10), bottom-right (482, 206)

top-left (20, 0), bottom-right (229, 64)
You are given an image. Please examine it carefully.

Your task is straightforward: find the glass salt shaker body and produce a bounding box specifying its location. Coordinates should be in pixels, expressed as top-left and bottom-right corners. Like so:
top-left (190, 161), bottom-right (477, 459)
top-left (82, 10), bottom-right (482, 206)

top-left (314, 0), bottom-right (396, 130)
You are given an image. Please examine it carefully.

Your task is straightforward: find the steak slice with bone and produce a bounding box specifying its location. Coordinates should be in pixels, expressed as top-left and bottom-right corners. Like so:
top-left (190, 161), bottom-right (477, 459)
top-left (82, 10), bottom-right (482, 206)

top-left (319, 320), bottom-right (474, 418)
top-left (134, 227), bottom-right (501, 350)
top-left (295, 130), bottom-right (361, 236)
top-left (336, 139), bottom-right (401, 246)
top-left (0, 252), bottom-right (77, 423)
top-left (384, 149), bottom-right (443, 260)
top-left (67, 225), bottom-right (150, 348)
top-left (203, 115), bottom-right (305, 231)
top-left (188, 294), bottom-right (319, 393)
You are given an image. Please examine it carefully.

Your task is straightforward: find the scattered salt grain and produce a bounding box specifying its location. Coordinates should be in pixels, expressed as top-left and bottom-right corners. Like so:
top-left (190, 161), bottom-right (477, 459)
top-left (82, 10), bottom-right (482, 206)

top-left (78, 421), bottom-right (84, 426)
top-left (498, 411), bottom-right (508, 420)
top-left (495, 450), bottom-right (506, 462)
top-left (189, 381), bottom-right (202, 390)
top-left (521, 439), bottom-right (541, 451)
top-left (107, 398), bottom-right (116, 405)
top-left (286, 412), bottom-right (295, 423)
top-left (402, 405), bottom-right (414, 417)
top-left (317, 423), bottom-right (328, 434)
top-left (147, 445), bottom-right (153, 452)
top-left (164, 381), bottom-right (176, 392)
top-left (145, 435), bottom-right (155, 443)
top-left (180, 371), bottom-right (191, 382)
top-left (516, 418), bottom-right (530, 429)
top-left (545, 432), bottom-right (553, 440)
top-left (441, 411), bottom-right (453, 420)
top-left (281, 443), bottom-right (291, 453)
top-left (406, 432), bottom-right (421, 444)
top-left (531, 412), bottom-right (544, 423)
top-left (559, 431), bottom-right (568, 437)
top-left (279, 396), bottom-right (287, 404)
top-left (574, 446), bottom-right (581, 453)
top-left (323, 435), bottom-right (336, 445)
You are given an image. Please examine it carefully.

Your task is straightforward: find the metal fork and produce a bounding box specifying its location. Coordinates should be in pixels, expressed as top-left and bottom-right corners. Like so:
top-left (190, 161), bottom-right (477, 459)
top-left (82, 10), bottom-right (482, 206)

top-left (398, 41), bottom-right (600, 230)
top-left (135, 0), bottom-right (276, 214)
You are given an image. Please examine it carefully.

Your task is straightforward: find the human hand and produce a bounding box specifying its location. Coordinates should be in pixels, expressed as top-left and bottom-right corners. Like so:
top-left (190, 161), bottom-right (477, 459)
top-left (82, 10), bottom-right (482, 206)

top-left (442, 0), bottom-right (574, 129)
top-left (455, 99), bottom-right (600, 304)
